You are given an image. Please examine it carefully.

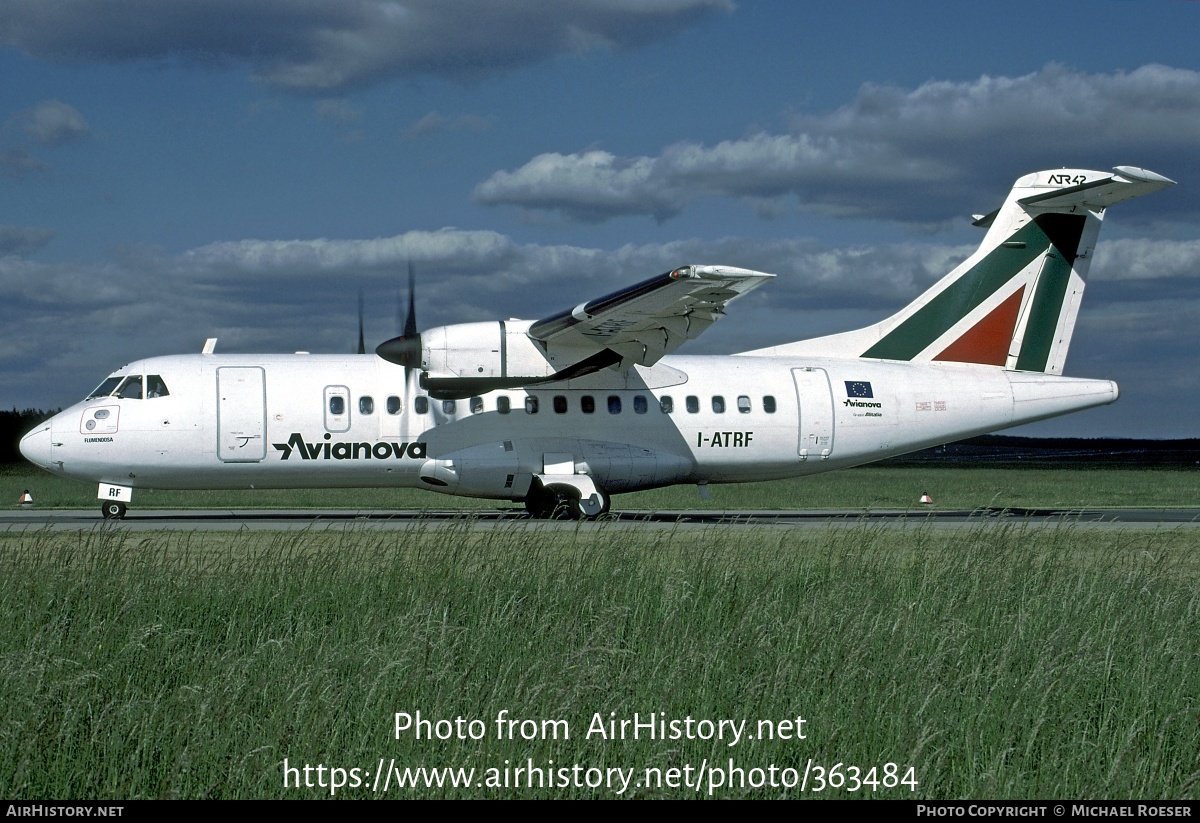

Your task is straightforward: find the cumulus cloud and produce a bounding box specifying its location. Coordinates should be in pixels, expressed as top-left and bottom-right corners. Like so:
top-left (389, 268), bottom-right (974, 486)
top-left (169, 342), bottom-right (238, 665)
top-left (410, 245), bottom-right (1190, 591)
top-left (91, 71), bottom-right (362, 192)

top-left (179, 229), bottom-right (519, 279)
top-left (474, 150), bottom-right (677, 222)
top-left (475, 64), bottom-right (1200, 225)
top-left (0, 147), bottom-right (48, 179)
top-left (13, 100), bottom-right (90, 145)
top-left (1, 100), bottom-right (89, 179)
top-left (0, 224), bottom-right (55, 256)
top-left (0, 0), bottom-right (732, 93)
top-left (1090, 238), bottom-right (1200, 282)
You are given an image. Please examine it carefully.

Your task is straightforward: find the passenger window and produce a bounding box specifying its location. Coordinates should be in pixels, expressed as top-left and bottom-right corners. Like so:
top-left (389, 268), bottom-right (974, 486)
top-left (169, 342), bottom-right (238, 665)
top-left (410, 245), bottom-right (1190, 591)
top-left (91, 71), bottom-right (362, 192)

top-left (359, 396), bottom-right (375, 414)
top-left (737, 395), bottom-right (751, 414)
top-left (329, 395), bottom-right (345, 415)
top-left (608, 395), bottom-right (622, 414)
top-left (634, 395), bottom-right (648, 414)
top-left (581, 395), bottom-right (595, 414)
top-left (116, 375), bottom-right (143, 400)
top-left (686, 396), bottom-right (699, 414)
top-left (387, 396), bottom-right (401, 414)
top-left (553, 395), bottom-right (568, 414)
top-left (442, 399), bottom-right (456, 415)
top-left (146, 375), bottom-right (169, 398)
top-left (525, 396), bottom-right (539, 414)
top-left (660, 395), bottom-right (673, 414)
top-left (497, 396), bottom-right (511, 414)
top-left (470, 396), bottom-right (484, 414)
top-left (712, 396), bottom-right (725, 413)
top-left (763, 395), bottom-right (776, 413)
top-left (414, 396), bottom-right (429, 414)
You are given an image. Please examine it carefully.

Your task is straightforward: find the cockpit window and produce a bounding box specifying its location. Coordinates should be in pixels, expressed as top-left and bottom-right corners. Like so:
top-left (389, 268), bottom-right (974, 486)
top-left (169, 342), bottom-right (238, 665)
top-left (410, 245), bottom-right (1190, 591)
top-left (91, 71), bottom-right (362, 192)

top-left (86, 376), bottom-right (123, 400)
top-left (115, 375), bottom-right (143, 399)
top-left (147, 375), bottom-right (170, 398)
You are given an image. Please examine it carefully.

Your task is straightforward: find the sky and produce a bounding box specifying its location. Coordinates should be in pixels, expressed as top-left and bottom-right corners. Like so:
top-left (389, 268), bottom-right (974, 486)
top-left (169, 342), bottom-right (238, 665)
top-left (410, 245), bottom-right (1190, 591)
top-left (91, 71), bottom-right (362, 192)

top-left (2, 0), bottom-right (1199, 438)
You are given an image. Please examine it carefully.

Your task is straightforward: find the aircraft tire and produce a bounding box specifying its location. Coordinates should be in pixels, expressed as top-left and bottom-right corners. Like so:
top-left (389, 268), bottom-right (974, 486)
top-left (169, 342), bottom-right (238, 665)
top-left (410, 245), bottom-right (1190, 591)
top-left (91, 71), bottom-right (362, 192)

top-left (523, 485), bottom-right (555, 519)
top-left (101, 501), bottom-right (127, 520)
top-left (548, 492), bottom-right (576, 520)
top-left (539, 485), bottom-right (580, 520)
top-left (565, 496), bottom-right (584, 521)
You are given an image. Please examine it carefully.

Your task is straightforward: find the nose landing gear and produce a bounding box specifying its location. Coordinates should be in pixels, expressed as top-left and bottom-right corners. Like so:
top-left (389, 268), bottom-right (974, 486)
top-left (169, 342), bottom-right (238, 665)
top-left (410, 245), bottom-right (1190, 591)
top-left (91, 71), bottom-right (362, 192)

top-left (101, 501), bottom-right (127, 520)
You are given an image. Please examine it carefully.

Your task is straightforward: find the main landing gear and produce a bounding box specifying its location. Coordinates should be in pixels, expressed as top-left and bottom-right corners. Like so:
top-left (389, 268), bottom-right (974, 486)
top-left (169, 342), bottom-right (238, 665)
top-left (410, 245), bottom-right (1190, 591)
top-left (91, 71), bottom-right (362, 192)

top-left (101, 501), bottom-right (128, 520)
top-left (524, 481), bottom-right (611, 521)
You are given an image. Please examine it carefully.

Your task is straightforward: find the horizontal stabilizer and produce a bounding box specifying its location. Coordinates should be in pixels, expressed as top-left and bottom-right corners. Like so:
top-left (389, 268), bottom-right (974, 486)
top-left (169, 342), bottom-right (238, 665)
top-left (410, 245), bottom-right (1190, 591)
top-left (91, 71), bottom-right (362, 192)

top-left (1018, 166), bottom-right (1176, 210)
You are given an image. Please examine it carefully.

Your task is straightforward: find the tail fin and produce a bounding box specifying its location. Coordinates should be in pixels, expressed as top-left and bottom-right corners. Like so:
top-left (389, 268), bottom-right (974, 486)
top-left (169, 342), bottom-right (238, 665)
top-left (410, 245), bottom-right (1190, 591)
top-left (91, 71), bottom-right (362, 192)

top-left (763, 166), bottom-right (1174, 374)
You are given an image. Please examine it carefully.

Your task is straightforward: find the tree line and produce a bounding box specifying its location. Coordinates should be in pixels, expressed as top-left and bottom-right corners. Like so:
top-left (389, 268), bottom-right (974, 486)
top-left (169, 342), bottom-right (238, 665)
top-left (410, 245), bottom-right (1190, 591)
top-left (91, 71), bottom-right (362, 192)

top-left (1, 408), bottom-right (59, 463)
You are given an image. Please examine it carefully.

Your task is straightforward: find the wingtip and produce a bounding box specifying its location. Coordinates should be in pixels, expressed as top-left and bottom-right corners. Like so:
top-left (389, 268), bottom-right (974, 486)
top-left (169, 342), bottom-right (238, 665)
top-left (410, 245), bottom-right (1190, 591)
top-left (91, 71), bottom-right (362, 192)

top-left (1112, 166), bottom-right (1176, 187)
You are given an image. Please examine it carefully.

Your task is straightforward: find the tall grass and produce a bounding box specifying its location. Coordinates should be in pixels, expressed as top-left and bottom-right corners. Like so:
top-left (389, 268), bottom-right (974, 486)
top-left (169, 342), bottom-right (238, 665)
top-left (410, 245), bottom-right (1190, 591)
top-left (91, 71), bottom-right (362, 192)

top-left (1, 522), bottom-right (1197, 798)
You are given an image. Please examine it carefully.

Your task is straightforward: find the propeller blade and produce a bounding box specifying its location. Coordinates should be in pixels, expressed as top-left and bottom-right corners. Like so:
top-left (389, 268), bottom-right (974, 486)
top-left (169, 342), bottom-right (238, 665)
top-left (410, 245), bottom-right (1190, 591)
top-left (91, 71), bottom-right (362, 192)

top-left (357, 289), bottom-right (366, 355)
top-left (404, 260), bottom-right (418, 338)
top-left (376, 262), bottom-right (422, 379)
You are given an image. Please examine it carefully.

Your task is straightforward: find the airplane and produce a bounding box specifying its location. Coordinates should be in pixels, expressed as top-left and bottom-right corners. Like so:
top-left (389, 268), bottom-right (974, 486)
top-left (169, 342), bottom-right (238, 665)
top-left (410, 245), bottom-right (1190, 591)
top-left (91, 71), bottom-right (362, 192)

top-left (19, 165), bottom-right (1175, 520)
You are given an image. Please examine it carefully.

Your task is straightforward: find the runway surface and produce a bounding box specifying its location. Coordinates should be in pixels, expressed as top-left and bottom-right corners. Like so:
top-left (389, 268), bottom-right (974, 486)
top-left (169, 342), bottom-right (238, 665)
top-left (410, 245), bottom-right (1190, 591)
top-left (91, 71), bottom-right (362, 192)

top-left (5, 507), bottom-right (1200, 532)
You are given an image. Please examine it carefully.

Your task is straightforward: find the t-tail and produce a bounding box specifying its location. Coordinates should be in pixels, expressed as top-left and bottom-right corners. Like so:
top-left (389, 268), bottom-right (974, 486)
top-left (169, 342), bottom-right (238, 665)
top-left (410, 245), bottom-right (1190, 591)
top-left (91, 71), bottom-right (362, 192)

top-left (758, 166), bottom-right (1175, 374)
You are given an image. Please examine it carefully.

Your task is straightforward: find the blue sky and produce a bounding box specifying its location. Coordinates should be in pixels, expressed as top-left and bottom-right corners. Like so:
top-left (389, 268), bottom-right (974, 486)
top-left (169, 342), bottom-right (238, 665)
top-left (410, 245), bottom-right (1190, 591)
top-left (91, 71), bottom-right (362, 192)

top-left (3, 0), bottom-right (1199, 437)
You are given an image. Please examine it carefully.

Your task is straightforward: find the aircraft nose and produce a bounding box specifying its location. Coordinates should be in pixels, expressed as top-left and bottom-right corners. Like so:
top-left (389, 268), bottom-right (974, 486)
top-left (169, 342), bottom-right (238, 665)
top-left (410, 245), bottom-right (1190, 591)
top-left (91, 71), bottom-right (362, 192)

top-left (19, 423), bottom-right (54, 470)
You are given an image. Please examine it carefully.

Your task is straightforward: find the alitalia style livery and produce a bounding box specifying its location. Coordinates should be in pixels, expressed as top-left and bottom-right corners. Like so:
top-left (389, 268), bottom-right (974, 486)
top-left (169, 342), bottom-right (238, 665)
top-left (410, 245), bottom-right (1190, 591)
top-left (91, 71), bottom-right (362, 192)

top-left (20, 166), bottom-right (1175, 519)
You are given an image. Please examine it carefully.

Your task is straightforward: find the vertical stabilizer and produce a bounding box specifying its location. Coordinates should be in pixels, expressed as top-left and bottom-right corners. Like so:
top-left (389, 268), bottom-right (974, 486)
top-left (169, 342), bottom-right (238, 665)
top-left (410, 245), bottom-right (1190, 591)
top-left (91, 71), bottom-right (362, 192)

top-left (754, 166), bottom-right (1174, 374)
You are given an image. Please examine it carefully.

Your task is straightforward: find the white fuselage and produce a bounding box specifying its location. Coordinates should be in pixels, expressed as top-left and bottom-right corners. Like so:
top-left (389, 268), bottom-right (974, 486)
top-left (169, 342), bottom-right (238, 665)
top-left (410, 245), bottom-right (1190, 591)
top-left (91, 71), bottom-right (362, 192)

top-left (21, 352), bottom-right (1117, 501)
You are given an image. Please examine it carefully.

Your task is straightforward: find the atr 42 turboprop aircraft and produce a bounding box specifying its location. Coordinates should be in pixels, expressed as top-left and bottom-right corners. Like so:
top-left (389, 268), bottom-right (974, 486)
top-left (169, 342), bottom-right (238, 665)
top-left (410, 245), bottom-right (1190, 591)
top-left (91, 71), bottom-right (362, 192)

top-left (20, 166), bottom-right (1174, 519)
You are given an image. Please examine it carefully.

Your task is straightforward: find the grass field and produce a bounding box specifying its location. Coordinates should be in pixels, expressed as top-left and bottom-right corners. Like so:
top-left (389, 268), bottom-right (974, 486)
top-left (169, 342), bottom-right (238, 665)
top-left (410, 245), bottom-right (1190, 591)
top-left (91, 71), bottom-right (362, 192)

top-left (5, 463), bottom-right (1200, 512)
top-left (1, 518), bottom-right (1198, 799)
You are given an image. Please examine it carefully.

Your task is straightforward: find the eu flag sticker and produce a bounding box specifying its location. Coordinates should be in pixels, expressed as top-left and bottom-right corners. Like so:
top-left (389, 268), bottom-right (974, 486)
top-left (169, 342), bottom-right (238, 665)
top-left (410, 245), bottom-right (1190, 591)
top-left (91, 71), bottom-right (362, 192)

top-left (845, 381), bottom-right (874, 398)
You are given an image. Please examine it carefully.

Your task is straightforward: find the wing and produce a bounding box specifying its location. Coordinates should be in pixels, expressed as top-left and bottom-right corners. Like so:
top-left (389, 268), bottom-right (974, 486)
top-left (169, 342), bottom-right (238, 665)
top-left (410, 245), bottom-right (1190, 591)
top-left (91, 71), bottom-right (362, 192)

top-left (527, 264), bottom-right (774, 369)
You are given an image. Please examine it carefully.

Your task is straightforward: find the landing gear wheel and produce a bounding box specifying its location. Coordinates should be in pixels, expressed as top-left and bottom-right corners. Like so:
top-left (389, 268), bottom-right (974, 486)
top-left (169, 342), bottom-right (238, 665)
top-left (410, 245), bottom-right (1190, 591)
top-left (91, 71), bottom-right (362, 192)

top-left (101, 501), bottom-right (127, 520)
top-left (549, 491), bottom-right (576, 520)
top-left (524, 481), bottom-right (609, 521)
top-left (565, 495), bottom-right (584, 521)
top-left (523, 485), bottom-right (556, 519)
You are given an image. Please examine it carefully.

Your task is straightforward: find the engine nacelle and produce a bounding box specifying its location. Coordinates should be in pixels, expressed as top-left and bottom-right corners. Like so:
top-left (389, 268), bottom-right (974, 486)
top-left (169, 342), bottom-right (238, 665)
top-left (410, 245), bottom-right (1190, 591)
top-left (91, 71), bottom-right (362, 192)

top-left (421, 320), bottom-right (556, 382)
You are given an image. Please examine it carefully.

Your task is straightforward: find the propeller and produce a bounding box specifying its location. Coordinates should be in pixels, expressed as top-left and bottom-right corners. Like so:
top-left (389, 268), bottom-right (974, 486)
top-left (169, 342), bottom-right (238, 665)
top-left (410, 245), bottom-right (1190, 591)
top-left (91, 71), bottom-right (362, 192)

top-left (375, 261), bottom-right (423, 380)
top-left (357, 289), bottom-right (366, 355)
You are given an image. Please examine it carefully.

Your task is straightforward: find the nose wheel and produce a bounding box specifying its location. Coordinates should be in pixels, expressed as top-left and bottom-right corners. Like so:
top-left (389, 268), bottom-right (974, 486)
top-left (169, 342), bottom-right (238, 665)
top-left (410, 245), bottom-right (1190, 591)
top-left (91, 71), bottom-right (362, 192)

top-left (101, 501), bottom-right (127, 520)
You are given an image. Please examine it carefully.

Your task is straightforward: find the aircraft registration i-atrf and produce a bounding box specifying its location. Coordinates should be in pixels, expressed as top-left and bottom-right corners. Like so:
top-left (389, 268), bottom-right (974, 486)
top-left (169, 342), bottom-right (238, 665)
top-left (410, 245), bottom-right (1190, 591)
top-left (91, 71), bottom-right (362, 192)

top-left (20, 166), bottom-right (1175, 520)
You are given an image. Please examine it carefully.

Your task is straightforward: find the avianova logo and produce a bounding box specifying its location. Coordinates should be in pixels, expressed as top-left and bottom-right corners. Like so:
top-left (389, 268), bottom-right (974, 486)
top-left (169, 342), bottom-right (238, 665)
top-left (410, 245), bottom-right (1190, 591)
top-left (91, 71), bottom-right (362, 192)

top-left (843, 399), bottom-right (881, 408)
top-left (273, 432), bottom-right (427, 461)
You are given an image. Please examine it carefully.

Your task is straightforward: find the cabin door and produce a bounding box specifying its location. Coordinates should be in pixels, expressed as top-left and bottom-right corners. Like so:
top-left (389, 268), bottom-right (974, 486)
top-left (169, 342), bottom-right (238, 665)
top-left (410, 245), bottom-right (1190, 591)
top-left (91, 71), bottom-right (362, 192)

top-left (217, 366), bottom-right (267, 462)
top-left (791, 367), bottom-right (835, 460)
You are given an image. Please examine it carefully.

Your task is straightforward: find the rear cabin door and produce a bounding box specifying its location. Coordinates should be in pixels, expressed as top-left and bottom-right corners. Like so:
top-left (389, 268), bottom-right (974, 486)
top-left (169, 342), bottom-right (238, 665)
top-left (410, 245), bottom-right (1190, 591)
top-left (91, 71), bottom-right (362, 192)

top-left (791, 367), bottom-right (835, 460)
top-left (217, 366), bottom-right (267, 462)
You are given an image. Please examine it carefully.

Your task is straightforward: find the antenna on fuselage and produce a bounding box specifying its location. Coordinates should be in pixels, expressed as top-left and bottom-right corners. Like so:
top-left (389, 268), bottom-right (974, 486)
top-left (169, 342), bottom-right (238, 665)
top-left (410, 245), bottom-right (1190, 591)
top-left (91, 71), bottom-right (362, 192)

top-left (202, 338), bottom-right (217, 355)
